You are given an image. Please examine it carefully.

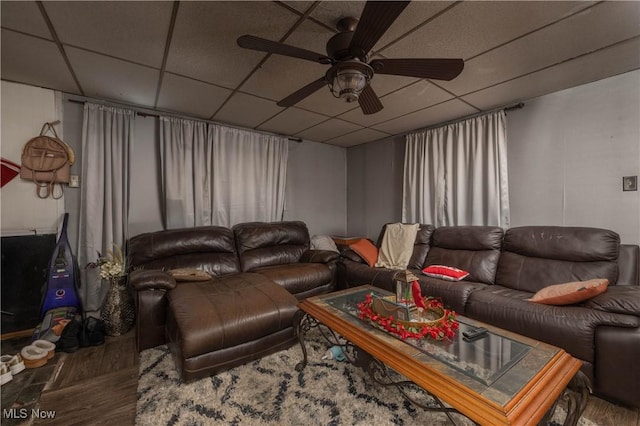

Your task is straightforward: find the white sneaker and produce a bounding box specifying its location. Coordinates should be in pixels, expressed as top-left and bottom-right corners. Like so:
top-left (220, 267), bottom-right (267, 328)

top-left (0, 361), bottom-right (12, 385)
top-left (0, 354), bottom-right (25, 375)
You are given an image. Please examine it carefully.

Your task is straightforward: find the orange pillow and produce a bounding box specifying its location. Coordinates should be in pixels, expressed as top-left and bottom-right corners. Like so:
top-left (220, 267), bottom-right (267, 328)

top-left (350, 239), bottom-right (379, 267)
top-left (527, 278), bottom-right (609, 305)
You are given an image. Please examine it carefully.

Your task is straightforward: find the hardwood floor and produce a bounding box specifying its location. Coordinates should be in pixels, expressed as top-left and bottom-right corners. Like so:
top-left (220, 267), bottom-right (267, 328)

top-left (4, 330), bottom-right (638, 425)
top-left (33, 331), bottom-right (137, 426)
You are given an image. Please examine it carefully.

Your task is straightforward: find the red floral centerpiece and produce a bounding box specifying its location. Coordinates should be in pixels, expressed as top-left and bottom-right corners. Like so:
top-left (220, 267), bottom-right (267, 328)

top-left (357, 293), bottom-right (458, 340)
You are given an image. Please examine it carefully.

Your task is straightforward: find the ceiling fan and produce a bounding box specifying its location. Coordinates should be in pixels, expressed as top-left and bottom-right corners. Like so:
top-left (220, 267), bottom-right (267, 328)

top-left (237, 1), bottom-right (464, 115)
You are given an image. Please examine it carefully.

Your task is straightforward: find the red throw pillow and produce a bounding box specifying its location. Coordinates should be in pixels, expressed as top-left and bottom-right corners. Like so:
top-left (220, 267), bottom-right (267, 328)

top-left (422, 265), bottom-right (469, 281)
top-left (527, 278), bottom-right (609, 305)
top-left (350, 239), bottom-right (379, 267)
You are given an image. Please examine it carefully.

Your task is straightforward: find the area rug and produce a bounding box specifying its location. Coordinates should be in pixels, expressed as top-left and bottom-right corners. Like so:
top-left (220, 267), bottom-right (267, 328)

top-left (137, 329), bottom-right (593, 425)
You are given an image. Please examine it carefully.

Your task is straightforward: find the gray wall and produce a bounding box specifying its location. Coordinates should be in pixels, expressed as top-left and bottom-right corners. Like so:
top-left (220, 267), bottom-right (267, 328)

top-left (347, 135), bottom-right (405, 240)
top-left (284, 140), bottom-right (347, 236)
top-left (507, 70), bottom-right (639, 244)
top-left (346, 70), bottom-right (640, 244)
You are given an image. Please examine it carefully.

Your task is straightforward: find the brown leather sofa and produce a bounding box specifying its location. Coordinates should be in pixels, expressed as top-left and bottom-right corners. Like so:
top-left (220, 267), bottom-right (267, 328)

top-left (127, 221), bottom-right (338, 381)
top-left (339, 224), bottom-right (640, 408)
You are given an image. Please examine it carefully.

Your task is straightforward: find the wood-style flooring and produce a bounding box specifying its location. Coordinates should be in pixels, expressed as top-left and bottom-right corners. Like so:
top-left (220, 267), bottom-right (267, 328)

top-left (3, 330), bottom-right (639, 425)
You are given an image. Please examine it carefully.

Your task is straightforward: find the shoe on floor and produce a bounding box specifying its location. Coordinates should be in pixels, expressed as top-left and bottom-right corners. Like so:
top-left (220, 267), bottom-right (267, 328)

top-left (0, 354), bottom-right (25, 375)
top-left (33, 340), bottom-right (56, 360)
top-left (20, 345), bottom-right (48, 369)
top-left (0, 360), bottom-right (12, 385)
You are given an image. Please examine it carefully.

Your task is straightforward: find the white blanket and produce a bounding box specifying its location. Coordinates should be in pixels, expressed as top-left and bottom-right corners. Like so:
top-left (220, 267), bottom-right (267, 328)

top-left (375, 223), bottom-right (420, 270)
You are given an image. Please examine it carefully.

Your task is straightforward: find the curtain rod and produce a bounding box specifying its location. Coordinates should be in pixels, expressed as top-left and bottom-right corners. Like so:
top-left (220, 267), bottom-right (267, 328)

top-left (401, 101), bottom-right (526, 138)
top-left (66, 97), bottom-right (303, 143)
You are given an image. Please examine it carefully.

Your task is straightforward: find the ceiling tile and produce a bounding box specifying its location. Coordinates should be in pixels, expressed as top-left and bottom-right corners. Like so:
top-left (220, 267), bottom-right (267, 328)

top-left (339, 80), bottom-right (453, 127)
top-left (308, 1), bottom-right (365, 32)
top-left (372, 99), bottom-right (479, 135)
top-left (241, 19), bottom-right (332, 101)
top-left (214, 92), bottom-right (284, 129)
top-left (0, 30), bottom-right (78, 94)
top-left (157, 73), bottom-right (232, 119)
top-left (66, 47), bottom-right (159, 106)
top-left (44, 1), bottom-right (173, 68)
top-left (381, 2), bottom-right (594, 60)
top-left (461, 38), bottom-right (640, 111)
top-left (1, 1), bottom-right (52, 39)
top-left (325, 128), bottom-right (389, 148)
top-left (257, 107), bottom-right (328, 136)
top-left (167, 2), bottom-right (300, 89)
top-left (374, 1), bottom-right (455, 51)
top-left (442, 1), bottom-right (640, 96)
top-left (296, 118), bottom-right (361, 142)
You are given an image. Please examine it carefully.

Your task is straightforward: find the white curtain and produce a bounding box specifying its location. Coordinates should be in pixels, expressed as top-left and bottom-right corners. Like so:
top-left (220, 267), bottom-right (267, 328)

top-left (159, 117), bottom-right (211, 229)
top-left (402, 110), bottom-right (509, 227)
top-left (78, 103), bottom-right (135, 311)
top-left (159, 118), bottom-right (288, 228)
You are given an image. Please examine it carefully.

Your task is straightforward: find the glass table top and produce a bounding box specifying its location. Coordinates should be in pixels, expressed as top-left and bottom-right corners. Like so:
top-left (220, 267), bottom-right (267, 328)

top-left (316, 286), bottom-right (561, 405)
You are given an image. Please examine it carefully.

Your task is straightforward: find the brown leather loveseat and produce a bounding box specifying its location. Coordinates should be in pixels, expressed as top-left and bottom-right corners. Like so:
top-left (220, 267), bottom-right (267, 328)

top-left (339, 224), bottom-right (640, 408)
top-left (127, 221), bottom-right (338, 381)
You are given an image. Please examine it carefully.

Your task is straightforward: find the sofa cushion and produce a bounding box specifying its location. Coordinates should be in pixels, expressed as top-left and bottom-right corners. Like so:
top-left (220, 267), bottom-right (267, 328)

top-left (496, 226), bottom-right (620, 293)
top-left (424, 226), bottom-right (503, 285)
top-left (252, 263), bottom-right (333, 298)
top-left (584, 286), bottom-right (640, 316)
top-left (527, 278), bottom-right (608, 305)
top-left (167, 273), bottom-right (298, 360)
top-left (233, 221), bottom-right (309, 271)
top-left (466, 285), bottom-right (640, 363)
top-left (128, 226), bottom-right (240, 276)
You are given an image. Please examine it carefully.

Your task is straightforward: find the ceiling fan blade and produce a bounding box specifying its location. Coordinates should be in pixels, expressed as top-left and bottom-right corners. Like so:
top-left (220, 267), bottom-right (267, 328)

top-left (358, 85), bottom-right (383, 115)
top-left (370, 58), bottom-right (464, 81)
top-left (349, 1), bottom-right (410, 56)
top-left (277, 77), bottom-right (327, 108)
top-left (237, 35), bottom-right (332, 64)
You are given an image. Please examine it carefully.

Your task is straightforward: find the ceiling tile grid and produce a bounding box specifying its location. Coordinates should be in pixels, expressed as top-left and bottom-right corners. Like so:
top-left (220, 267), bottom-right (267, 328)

top-left (1, 1), bottom-right (638, 147)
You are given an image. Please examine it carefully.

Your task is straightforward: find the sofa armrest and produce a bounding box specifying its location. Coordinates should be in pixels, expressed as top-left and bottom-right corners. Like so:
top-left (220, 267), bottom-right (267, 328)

top-left (129, 269), bottom-right (176, 291)
top-left (300, 249), bottom-right (339, 264)
top-left (584, 285), bottom-right (640, 316)
top-left (340, 248), bottom-right (366, 264)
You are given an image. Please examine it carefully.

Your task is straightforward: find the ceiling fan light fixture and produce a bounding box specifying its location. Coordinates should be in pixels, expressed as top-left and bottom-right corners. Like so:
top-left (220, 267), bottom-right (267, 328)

top-left (327, 60), bottom-right (373, 103)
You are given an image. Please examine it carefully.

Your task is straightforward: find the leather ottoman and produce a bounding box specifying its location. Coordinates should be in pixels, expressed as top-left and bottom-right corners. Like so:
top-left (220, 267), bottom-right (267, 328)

top-left (165, 272), bottom-right (300, 382)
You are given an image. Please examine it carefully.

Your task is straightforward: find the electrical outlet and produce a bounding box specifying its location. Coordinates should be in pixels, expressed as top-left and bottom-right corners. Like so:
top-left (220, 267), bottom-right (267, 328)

top-left (69, 175), bottom-right (80, 188)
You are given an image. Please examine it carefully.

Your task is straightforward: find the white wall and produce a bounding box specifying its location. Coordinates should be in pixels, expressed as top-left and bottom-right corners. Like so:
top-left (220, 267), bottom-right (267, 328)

top-left (1, 81), bottom-right (65, 236)
top-left (507, 70), bottom-right (640, 244)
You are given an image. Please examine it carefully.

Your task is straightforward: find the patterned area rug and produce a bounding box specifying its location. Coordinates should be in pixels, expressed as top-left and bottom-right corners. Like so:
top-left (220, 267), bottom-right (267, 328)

top-left (137, 329), bottom-right (592, 425)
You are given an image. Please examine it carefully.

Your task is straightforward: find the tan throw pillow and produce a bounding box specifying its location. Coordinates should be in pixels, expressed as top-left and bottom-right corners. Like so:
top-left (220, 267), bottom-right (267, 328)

top-left (350, 239), bottom-right (379, 267)
top-left (527, 278), bottom-right (609, 305)
top-left (169, 268), bottom-right (212, 282)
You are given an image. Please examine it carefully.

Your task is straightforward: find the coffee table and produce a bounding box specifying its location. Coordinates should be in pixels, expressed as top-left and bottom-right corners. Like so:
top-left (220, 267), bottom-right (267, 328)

top-left (295, 285), bottom-right (588, 426)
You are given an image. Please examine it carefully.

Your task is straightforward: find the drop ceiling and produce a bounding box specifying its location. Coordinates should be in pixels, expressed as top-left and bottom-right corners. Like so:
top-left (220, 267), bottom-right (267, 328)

top-left (1, 1), bottom-right (638, 147)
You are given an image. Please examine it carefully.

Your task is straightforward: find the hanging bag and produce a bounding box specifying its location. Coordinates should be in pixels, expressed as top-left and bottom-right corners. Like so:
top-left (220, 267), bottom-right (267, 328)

top-left (20, 121), bottom-right (74, 199)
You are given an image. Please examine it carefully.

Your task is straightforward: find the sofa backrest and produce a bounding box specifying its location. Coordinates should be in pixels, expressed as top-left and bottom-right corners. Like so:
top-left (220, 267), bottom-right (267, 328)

top-left (496, 226), bottom-right (620, 293)
top-left (233, 221), bottom-right (310, 271)
top-left (128, 226), bottom-right (241, 276)
top-left (618, 244), bottom-right (640, 286)
top-left (375, 223), bottom-right (435, 270)
top-left (424, 226), bottom-right (503, 284)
